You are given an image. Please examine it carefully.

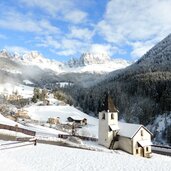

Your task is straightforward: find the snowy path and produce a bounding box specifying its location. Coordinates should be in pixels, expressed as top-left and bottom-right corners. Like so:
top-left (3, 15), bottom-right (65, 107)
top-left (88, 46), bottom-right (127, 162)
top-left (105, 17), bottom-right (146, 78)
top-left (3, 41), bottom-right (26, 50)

top-left (0, 143), bottom-right (171, 171)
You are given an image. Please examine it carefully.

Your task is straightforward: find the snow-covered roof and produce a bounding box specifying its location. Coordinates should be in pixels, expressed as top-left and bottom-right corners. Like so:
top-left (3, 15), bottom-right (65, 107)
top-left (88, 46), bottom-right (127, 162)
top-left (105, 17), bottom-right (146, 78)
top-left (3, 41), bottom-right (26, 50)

top-left (138, 140), bottom-right (153, 147)
top-left (109, 124), bottom-right (119, 131)
top-left (68, 116), bottom-right (86, 121)
top-left (118, 122), bottom-right (152, 138)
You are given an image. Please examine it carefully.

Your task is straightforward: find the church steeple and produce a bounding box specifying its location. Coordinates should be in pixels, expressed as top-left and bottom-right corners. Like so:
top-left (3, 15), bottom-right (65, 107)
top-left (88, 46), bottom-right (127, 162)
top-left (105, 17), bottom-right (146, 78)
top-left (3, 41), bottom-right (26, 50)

top-left (98, 92), bottom-right (119, 148)
top-left (101, 92), bottom-right (118, 113)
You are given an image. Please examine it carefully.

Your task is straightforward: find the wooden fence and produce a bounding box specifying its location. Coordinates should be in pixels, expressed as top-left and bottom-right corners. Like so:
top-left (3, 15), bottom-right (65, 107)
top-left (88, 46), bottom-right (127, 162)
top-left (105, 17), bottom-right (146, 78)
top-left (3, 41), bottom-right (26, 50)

top-left (0, 138), bottom-right (37, 150)
top-left (58, 134), bottom-right (98, 142)
top-left (0, 124), bottom-right (36, 136)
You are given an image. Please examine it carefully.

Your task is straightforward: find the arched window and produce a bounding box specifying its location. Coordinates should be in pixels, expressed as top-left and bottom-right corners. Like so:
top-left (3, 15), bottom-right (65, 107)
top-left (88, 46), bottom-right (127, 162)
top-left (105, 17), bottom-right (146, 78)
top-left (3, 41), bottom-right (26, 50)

top-left (111, 113), bottom-right (114, 119)
top-left (102, 113), bottom-right (105, 119)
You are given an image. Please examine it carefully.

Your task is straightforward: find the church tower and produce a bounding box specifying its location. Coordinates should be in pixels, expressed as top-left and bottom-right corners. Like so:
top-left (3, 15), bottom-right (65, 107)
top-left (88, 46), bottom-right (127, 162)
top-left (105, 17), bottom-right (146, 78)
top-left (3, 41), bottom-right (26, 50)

top-left (98, 93), bottom-right (119, 148)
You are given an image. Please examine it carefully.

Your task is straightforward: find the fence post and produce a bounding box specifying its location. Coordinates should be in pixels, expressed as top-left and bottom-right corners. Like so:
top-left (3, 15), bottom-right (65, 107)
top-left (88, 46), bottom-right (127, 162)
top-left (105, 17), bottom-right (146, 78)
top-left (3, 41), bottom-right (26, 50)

top-left (34, 139), bottom-right (37, 146)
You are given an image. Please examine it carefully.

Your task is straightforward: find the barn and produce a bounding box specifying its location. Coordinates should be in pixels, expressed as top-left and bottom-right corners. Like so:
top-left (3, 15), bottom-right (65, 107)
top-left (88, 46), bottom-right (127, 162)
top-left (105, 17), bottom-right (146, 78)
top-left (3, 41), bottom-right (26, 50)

top-left (67, 116), bottom-right (87, 126)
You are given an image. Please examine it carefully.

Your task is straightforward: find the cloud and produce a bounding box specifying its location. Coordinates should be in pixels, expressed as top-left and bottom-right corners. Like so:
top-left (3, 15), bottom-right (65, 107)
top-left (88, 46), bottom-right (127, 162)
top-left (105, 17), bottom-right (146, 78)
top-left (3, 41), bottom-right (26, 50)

top-left (98, 0), bottom-right (171, 43)
top-left (20, 0), bottom-right (88, 24)
top-left (89, 44), bottom-right (125, 57)
top-left (64, 10), bottom-right (87, 24)
top-left (20, 0), bottom-right (73, 16)
top-left (4, 45), bottom-right (30, 54)
top-left (36, 36), bottom-right (61, 49)
top-left (97, 0), bottom-right (171, 59)
top-left (0, 10), bottom-right (60, 35)
top-left (130, 41), bottom-right (154, 59)
top-left (56, 38), bottom-right (89, 56)
top-left (68, 26), bottom-right (94, 40)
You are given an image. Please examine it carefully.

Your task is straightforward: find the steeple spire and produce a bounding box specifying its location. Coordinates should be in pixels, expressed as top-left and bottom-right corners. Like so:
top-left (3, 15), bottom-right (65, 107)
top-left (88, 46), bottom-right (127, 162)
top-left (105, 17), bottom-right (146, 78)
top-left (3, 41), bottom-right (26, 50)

top-left (101, 92), bottom-right (118, 112)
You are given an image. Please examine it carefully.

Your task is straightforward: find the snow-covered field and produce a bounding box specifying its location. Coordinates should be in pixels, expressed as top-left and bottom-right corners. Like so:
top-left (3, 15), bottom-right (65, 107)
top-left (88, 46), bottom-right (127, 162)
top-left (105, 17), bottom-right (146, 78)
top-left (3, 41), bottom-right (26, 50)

top-left (25, 105), bottom-right (98, 137)
top-left (0, 83), bottom-right (34, 98)
top-left (0, 142), bottom-right (170, 171)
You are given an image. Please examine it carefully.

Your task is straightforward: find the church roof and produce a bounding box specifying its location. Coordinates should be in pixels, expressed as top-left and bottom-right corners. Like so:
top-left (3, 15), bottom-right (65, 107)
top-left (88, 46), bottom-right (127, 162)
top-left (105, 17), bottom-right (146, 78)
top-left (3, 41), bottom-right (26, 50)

top-left (118, 122), bottom-right (153, 138)
top-left (101, 93), bottom-right (118, 112)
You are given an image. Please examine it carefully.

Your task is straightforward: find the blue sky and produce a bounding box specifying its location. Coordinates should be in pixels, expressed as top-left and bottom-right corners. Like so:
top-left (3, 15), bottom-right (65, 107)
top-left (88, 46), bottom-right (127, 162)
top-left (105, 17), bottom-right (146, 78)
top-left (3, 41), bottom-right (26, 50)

top-left (0, 0), bottom-right (171, 62)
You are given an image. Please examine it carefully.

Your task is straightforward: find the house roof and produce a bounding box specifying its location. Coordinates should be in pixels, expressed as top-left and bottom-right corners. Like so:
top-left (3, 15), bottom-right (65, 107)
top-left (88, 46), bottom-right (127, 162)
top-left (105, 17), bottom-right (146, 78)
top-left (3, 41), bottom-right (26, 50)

top-left (138, 140), bottom-right (153, 147)
top-left (109, 124), bottom-right (120, 131)
top-left (101, 93), bottom-right (118, 113)
top-left (68, 116), bottom-right (85, 121)
top-left (118, 122), bottom-right (152, 139)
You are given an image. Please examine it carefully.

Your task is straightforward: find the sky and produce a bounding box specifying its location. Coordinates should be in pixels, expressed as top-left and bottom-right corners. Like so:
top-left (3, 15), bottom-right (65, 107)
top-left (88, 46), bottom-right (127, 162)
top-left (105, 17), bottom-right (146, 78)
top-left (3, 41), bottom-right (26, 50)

top-left (0, 0), bottom-right (171, 62)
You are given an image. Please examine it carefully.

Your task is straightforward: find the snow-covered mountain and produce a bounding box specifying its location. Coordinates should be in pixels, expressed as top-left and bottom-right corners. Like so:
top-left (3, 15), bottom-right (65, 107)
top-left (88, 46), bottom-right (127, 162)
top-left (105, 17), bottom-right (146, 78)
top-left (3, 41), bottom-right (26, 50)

top-left (13, 51), bottom-right (63, 73)
top-left (0, 50), bottom-right (129, 74)
top-left (65, 53), bottom-right (129, 74)
top-left (0, 49), bottom-right (130, 87)
top-left (67, 53), bottom-right (111, 67)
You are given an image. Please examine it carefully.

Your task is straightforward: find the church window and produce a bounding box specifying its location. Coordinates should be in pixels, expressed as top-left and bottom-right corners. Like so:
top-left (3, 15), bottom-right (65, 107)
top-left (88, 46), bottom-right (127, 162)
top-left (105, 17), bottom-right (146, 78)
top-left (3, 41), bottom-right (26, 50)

top-left (141, 130), bottom-right (143, 136)
top-left (111, 113), bottom-right (114, 119)
top-left (136, 149), bottom-right (139, 154)
top-left (102, 113), bottom-right (105, 119)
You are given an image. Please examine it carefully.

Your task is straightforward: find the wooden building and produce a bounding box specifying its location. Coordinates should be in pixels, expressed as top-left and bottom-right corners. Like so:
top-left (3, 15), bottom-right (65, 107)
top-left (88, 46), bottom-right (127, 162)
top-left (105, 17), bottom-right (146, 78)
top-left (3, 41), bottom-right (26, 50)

top-left (67, 116), bottom-right (87, 126)
top-left (48, 117), bottom-right (60, 125)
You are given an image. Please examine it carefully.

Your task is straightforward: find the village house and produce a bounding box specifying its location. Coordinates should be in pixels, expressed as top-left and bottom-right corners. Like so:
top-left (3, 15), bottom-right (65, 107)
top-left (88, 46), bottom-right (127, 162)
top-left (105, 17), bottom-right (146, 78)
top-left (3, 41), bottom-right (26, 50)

top-left (48, 117), bottom-right (60, 125)
top-left (67, 116), bottom-right (87, 126)
top-left (98, 95), bottom-right (153, 158)
top-left (15, 109), bottom-right (30, 119)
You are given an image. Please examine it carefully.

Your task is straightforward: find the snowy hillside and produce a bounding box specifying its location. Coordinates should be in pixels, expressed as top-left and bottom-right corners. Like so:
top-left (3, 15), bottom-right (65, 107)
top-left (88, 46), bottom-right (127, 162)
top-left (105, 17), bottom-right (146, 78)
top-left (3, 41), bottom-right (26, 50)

top-left (0, 83), bottom-right (34, 98)
top-left (0, 113), bottom-right (23, 127)
top-left (25, 105), bottom-right (98, 137)
top-left (0, 142), bottom-right (170, 171)
top-left (147, 113), bottom-right (171, 145)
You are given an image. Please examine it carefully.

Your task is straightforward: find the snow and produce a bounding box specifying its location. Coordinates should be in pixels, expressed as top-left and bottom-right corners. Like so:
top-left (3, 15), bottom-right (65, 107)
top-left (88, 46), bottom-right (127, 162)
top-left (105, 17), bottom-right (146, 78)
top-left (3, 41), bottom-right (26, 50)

top-left (118, 122), bottom-right (143, 138)
top-left (109, 124), bottom-right (119, 131)
top-left (0, 129), bottom-right (32, 138)
top-left (147, 113), bottom-right (171, 145)
top-left (68, 115), bottom-right (85, 120)
top-left (0, 113), bottom-right (23, 128)
top-left (10, 50), bottom-right (130, 74)
top-left (25, 123), bottom-right (68, 137)
top-left (23, 80), bottom-right (34, 85)
top-left (25, 105), bottom-right (98, 137)
top-left (64, 62), bottom-right (129, 74)
top-left (138, 140), bottom-right (153, 147)
top-left (0, 142), bottom-right (170, 171)
top-left (0, 83), bottom-right (34, 98)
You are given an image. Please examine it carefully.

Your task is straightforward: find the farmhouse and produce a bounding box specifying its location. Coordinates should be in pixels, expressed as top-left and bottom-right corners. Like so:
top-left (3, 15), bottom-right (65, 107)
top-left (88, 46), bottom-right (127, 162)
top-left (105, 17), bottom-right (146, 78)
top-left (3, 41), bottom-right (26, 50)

top-left (67, 116), bottom-right (87, 126)
top-left (98, 95), bottom-right (153, 158)
top-left (48, 117), bottom-right (60, 125)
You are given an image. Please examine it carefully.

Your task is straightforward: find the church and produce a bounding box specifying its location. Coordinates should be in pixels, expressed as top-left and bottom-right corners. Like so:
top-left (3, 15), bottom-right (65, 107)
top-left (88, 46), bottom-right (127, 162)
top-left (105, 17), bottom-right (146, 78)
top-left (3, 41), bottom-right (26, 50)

top-left (98, 95), bottom-right (153, 158)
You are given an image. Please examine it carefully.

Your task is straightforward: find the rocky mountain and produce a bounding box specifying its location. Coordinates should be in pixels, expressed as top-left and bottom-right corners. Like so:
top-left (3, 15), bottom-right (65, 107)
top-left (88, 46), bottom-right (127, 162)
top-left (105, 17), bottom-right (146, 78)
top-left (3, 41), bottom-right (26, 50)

top-left (68, 53), bottom-right (112, 66)
top-left (0, 50), bottom-right (130, 87)
top-left (66, 53), bottom-right (129, 74)
top-left (13, 51), bottom-right (63, 73)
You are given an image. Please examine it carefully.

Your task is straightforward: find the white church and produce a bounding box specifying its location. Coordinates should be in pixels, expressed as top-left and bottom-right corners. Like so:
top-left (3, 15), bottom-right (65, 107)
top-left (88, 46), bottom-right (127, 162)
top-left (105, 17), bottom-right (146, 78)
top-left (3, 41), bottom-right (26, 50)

top-left (98, 95), bottom-right (153, 158)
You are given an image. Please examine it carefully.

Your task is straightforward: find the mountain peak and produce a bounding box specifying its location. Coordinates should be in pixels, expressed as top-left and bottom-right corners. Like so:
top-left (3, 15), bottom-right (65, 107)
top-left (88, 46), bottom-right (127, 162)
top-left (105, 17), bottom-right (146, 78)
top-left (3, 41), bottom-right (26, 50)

top-left (67, 53), bottom-right (111, 67)
top-left (0, 49), bottom-right (11, 58)
top-left (80, 53), bottom-right (111, 65)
